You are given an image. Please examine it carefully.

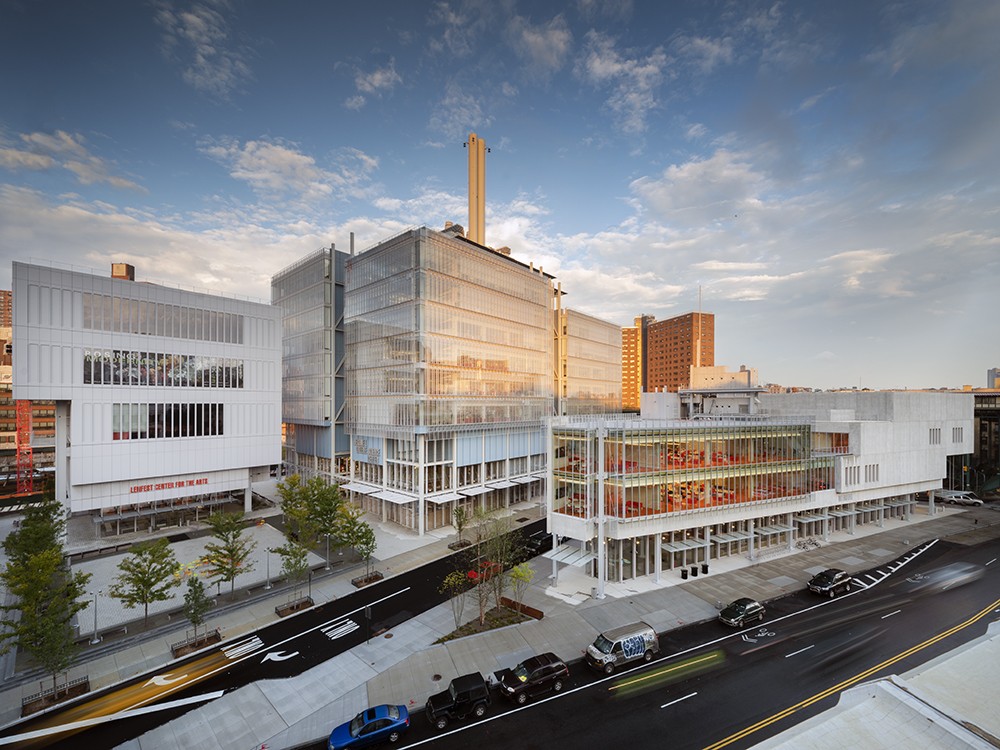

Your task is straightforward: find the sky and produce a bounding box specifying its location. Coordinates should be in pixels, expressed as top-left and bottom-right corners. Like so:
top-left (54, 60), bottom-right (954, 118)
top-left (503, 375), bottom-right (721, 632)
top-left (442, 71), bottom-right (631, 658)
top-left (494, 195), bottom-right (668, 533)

top-left (1, 0), bottom-right (997, 391)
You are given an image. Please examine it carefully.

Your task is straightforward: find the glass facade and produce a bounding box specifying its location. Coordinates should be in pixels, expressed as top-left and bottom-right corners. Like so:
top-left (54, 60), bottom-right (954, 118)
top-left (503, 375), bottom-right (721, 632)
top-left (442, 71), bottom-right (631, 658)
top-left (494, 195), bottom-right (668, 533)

top-left (560, 309), bottom-right (622, 415)
top-left (272, 249), bottom-right (334, 426)
top-left (552, 419), bottom-right (834, 521)
top-left (345, 228), bottom-right (554, 434)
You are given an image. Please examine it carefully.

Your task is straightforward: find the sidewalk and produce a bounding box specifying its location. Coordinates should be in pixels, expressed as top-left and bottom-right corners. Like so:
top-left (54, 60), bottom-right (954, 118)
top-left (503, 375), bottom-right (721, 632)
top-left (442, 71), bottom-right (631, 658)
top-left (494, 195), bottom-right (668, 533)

top-left (2, 501), bottom-right (998, 749)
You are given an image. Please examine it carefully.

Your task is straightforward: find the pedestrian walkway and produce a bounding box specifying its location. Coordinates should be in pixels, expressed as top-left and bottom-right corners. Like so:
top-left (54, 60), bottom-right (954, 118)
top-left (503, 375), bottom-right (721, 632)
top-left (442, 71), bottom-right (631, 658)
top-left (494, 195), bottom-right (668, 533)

top-left (1, 501), bottom-right (998, 750)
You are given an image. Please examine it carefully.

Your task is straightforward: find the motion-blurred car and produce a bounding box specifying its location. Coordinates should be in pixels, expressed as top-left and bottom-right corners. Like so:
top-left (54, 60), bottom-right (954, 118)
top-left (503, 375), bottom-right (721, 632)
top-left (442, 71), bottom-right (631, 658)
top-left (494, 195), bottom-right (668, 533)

top-left (328, 704), bottom-right (409, 750)
top-left (906, 561), bottom-right (985, 593)
top-left (495, 652), bottom-right (569, 704)
top-left (935, 490), bottom-right (984, 506)
top-left (808, 568), bottom-right (854, 598)
top-left (718, 598), bottom-right (766, 627)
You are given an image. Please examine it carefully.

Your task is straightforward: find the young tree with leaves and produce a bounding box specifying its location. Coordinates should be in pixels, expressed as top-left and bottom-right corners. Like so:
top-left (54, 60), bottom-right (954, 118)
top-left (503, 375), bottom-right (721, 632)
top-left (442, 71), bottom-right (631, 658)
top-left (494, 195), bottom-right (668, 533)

top-left (439, 569), bottom-right (470, 630)
top-left (508, 562), bottom-right (535, 614)
top-left (202, 511), bottom-right (257, 597)
top-left (107, 538), bottom-right (181, 628)
top-left (182, 576), bottom-right (212, 641)
top-left (338, 504), bottom-right (378, 580)
top-left (273, 541), bottom-right (310, 600)
top-left (277, 474), bottom-right (345, 568)
top-left (452, 505), bottom-right (469, 546)
top-left (1, 544), bottom-right (92, 697)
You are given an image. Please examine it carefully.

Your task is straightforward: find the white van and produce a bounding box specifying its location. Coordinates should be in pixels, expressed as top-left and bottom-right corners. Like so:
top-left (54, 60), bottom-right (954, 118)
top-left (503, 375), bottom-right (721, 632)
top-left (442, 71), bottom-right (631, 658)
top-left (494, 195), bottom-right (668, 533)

top-left (935, 490), bottom-right (983, 506)
top-left (584, 621), bottom-right (659, 674)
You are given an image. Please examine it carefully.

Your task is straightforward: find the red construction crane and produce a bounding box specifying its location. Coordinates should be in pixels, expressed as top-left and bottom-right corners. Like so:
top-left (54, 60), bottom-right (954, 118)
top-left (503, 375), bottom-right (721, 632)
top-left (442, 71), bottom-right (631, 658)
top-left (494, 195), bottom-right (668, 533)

top-left (16, 400), bottom-right (33, 495)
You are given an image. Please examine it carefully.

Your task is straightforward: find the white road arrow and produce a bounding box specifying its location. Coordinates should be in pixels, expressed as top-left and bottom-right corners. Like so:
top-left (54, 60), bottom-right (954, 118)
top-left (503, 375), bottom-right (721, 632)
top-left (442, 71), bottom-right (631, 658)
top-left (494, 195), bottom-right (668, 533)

top-left (146, 672), bottom-right (190, 687)
top-left (741, 634), bottom-right (757, 643)
top-left (262, 650), bottom-right (299, 662)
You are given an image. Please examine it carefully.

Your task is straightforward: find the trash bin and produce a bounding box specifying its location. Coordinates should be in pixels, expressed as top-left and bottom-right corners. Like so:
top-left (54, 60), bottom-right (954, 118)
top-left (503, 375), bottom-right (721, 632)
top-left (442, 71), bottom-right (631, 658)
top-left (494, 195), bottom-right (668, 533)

top-left (690, 565), bottom-right (698, 577)
top-left (702, 563), bottom-right (709, 575)
top-left (681, 568), bottom-right (688, 579)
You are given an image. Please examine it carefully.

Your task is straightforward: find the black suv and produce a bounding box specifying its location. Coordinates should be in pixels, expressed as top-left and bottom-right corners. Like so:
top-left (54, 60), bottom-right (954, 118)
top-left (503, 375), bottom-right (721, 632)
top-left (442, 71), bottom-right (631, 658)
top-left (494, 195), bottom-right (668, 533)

top-left (808, 568), bottom-right (853, 598)
top-left (524, 531), bottom-right (555, 556)
top-left (425, 672), bottom-right (491, 730)
top-left (495, 652), bottom-right (569, 705)
top-left (718, 597), bottom-right (766, 627)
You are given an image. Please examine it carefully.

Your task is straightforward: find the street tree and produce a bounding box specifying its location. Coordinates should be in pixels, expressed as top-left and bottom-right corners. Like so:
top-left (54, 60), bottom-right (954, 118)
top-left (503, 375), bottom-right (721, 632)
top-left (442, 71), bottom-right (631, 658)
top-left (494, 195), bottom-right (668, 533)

top-left (0, 493), bottom-right (92, 697)
top-left (1, 544), bottom-right (91, 697)
top-left (508, 562), bottom-right (535, 614)
top-left (202, 511), bottom-right (257, 597)
top-left (277, 474), bottom-right (345, 567)
top-left (452, 505), bottom-right (470, 547)
top-left (273, 541), bottom-right (310, 600)
top-left (338, 504), bottom-right (378, 582)
top-left (182, 576), bottom-right (213, 641)
top-left (438, 569), bottom-right (470, 630)
top-left (107, 538), bottom-right (181, 628)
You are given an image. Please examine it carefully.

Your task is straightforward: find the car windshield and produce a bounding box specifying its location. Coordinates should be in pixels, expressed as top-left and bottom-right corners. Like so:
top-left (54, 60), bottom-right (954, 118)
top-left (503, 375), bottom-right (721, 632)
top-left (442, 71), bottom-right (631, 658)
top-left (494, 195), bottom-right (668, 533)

top-left (512, 663), bottom-right (531, 682)
top-left (728, 602), bottom-right (746, 613)
top-left (593, 634), bottom-right (614, 654)
top-left (349, 714), bottom-right (365, 737)
top-left (815, 572), bottom-right (834, 583)
top-left (386, 706), bottom-right (399, 720)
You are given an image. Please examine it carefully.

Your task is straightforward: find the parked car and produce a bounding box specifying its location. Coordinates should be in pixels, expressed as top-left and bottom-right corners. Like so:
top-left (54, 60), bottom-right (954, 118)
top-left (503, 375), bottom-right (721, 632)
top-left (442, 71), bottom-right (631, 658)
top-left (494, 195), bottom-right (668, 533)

top-left (718, 597), bottom-right (766, 627)
top-left (425, 672), bottom-right (491, 730)
top-left (935, 490), bottom-right (984, 506)
top-left (495, 652), bottom-right (569, 704)
top-left (808, 568), bottom-right (854, 598)
top-left (328, 704), bottom-right (409, 750)
top-left (585, 621), bottom-right (659, 674)
top-left (524, 531), bottom-right (555, 556)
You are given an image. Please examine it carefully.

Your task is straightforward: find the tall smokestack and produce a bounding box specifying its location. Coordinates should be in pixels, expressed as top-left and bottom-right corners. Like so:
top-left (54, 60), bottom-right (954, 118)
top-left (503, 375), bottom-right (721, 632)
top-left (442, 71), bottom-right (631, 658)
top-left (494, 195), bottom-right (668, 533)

top-left (467, 132), bottom-right (486, 245)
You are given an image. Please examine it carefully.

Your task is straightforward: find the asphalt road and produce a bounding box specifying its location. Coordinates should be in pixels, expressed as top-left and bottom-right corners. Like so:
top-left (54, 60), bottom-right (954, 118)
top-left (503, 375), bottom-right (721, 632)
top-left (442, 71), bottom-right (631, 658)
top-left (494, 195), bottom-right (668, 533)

top-left (0, 521), bottom-right (545, 749)
top-left (307, 538), bottom-right (999, 750)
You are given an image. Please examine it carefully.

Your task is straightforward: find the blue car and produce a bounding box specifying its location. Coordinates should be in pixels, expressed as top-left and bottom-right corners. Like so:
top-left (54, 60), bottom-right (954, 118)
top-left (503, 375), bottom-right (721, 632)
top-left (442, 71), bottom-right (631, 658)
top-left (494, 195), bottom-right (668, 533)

top-left (328, 704), bottom-right (410, 750)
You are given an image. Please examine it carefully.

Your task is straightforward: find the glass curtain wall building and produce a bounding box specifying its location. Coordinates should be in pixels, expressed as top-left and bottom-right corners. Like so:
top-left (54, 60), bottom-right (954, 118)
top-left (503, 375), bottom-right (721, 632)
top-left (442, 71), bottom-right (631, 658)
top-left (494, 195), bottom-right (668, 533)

top-left (271, 247), bottom-right (348, 482)
top-left (344, 226), bottom-right (555, 534)
top-left (559, 308), bottom-right (622, 416)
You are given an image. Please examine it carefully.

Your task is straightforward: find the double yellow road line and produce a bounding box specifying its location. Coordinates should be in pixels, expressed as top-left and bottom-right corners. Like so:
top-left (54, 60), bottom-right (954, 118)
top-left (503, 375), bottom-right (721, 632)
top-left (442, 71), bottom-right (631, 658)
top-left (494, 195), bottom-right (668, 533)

top-left (703, 596), bottom-right (1000, 749)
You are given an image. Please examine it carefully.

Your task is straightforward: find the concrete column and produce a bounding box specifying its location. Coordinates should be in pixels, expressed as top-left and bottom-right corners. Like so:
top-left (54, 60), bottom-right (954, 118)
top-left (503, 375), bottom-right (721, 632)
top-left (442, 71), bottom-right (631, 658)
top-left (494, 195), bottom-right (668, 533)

top-left (748, 518), bottom-right (755, 560)
top-left (595, 427), bottom-right (606, 599)
top-left (654, 533), bottom-right (662, 583)
top-left (786, 512), bottom-right (794, 551)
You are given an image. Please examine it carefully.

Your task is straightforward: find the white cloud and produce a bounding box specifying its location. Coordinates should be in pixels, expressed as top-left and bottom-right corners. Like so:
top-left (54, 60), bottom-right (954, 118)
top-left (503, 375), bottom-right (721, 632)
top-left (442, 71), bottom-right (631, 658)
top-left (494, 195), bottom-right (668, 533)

top-left (576, 31), bottom-right (669, 134)
top-left (674, 35), bottom-right (735, 74)
top-left (154, 0), bottom-right (252, 98)
top-left (355, 59), bottom-right (403, 94)
top-left (507, 14), bottom-right (573, 79)
top-left (427, 0), bottom-right (494, 58)
top-left (0, 130), bottom-right (145, 192)
top-left (428, 81), bottom-right (493, 140)
top-left (198, 137), bottom-right (379, 204)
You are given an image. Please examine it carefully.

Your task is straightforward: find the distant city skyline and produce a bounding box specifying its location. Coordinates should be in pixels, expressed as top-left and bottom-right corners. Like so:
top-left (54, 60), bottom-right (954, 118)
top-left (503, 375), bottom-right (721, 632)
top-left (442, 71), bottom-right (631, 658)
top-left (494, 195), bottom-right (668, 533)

top-left (1, 1), bottom-right (997, 390)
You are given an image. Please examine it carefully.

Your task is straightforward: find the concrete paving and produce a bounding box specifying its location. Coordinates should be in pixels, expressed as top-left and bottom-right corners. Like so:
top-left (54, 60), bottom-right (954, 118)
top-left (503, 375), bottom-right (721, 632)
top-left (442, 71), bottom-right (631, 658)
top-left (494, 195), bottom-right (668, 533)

top-left (0, 496), bottom-right (998, 750)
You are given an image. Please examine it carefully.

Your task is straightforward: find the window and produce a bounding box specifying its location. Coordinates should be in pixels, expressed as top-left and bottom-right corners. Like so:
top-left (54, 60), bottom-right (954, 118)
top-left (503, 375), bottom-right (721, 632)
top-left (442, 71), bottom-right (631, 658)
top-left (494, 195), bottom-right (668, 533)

top-left (929, 428), bottom-right (941, 445)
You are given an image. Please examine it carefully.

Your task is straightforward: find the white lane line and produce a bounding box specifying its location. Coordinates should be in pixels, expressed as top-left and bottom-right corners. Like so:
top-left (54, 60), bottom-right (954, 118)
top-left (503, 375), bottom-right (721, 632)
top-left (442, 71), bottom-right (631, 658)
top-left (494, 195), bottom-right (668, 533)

top-left (661, 692), bottom-right (698, 709)
top-left (0, 691), bottom-right (226, 745)
top-left (986, 558), bottom-right (996, 566)
top-left (784, 645), bottom-right (815, 658)
top-left (881, 609), bottom-right (902, 619)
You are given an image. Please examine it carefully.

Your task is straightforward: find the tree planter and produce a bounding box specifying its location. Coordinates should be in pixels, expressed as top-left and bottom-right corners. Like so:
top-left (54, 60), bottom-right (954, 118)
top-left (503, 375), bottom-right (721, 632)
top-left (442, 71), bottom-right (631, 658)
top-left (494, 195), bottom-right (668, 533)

top-left (499, 596), bottom-right (544, 620)
top-left (447, 539), bottom-right (472, 550)
top-left (275, 596), bottom-right (313, 617)
top-left (21, 676), bottom-right (90, 717)
top-left (170, 628), bottom-right (222, 658)
top-left (351, 571), bottom-right (384, 588)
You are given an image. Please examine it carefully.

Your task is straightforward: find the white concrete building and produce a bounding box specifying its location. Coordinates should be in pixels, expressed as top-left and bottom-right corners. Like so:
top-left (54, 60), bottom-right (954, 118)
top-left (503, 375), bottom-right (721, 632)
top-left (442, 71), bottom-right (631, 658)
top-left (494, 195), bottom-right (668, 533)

top-left (546, 391), bottom-right (973, 594)
top-left (11, 262), bottom-right (281, 533)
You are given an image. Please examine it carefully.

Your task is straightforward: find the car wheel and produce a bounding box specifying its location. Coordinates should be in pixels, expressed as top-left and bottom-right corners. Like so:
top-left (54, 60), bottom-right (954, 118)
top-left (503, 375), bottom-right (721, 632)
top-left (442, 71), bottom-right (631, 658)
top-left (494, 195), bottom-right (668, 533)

top-left (553, 680), bottom-right (563, 693)
top-left (603, 662), bottom-right (615, 675)
top-left (435, 716), bottom-right (448, 730)
top-left (473, 702), bottom-right (488, 718)
top-left (643, 650), bottom-right (653, 663)
top-left (388, 730), bottom-right (401, 743)
top-left (516, 692), bottom-right (529, 705)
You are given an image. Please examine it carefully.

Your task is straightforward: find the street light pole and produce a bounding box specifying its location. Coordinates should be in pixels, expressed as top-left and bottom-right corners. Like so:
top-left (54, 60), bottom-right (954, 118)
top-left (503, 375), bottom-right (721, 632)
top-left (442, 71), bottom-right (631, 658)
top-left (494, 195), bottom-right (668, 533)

top-left (90, 590), bottom-right (102, 645)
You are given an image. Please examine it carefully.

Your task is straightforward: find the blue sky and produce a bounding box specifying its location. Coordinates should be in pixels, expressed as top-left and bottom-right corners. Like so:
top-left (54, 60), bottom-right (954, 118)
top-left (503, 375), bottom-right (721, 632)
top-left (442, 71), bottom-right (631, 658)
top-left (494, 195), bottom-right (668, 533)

top-left (1, 0), bottom-right (997, 391)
